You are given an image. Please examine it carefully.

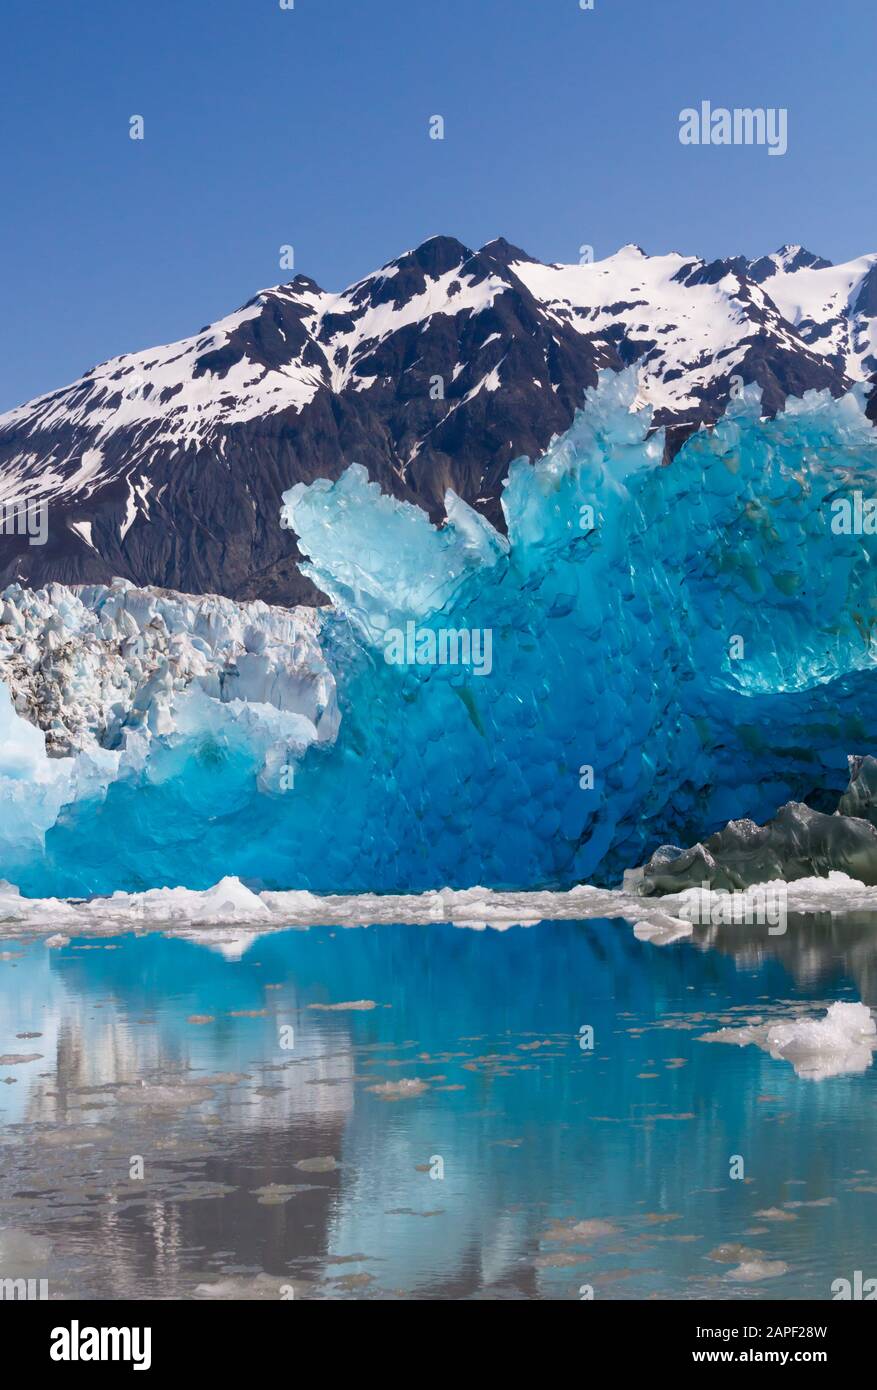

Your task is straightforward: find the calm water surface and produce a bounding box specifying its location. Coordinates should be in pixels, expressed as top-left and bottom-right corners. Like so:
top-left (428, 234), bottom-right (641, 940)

top-left (1, 913), bottom-right (876, 1300)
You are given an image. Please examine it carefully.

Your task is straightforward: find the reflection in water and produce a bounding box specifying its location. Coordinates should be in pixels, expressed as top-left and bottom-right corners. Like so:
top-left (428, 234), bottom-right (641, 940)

top-left (1, 914), bottom-right (877, 1299)
top-left (693, 911), bottom-right (877, 1002)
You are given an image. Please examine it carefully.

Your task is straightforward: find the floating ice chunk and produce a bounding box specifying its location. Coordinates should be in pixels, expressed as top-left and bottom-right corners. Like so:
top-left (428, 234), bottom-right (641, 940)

top-left (194, 1274), bottom-right (304, 1300)
top-left (700, 1001), bottom-right (877, 1080)
top-left (102, 875), bottom-right (271, 925)
top-left (0, 879), bottom-right (77, 927)
top-left (543, 1218), bottom-right (620, 1243)
top-left (707, 1243), bottom-right (764, 1264)
top-left (367, 1078), bottom-right (429, 1101)
top-left (653, 871), bottom-right (877, 930)
top-left (295, 1155), bottom-right (339, 1173)
top-left (0, 876), bottom-right (867, 944)
top-left (725, 1260), bottom-right (789, 1282)
top-left (307, 1000), bottom-right (377, 1012)
top-left (764, 1002), bottom-right (876, 1079)
top-left (632, 913), bottom-right (693, 945)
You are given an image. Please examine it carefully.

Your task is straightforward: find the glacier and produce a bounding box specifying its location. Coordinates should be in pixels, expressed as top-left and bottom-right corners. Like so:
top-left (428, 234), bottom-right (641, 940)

top-left (1, 368), bottom-right (876, 900)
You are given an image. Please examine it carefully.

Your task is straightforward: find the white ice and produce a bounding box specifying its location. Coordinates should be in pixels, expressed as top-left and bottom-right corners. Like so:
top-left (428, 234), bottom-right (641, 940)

top-left (0, 579), bottom-right (338, 853)
top-left (700, 1001), bottom-right (877, 1081)
top-left (2, 870), bottom-right (877, 951)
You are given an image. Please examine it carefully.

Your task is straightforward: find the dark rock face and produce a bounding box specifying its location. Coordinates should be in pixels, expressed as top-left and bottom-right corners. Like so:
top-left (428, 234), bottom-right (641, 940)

top-left (747, 244), bottom-right (832, 281)
top-left (0, 236), bottom-right (873, 606)
top-left (838, 755), bottom-right (877, 827)
top-left (629, 756), bottom-right (877, 894)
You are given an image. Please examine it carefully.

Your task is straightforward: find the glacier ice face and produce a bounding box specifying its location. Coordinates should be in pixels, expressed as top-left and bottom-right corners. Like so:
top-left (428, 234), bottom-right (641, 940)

top-left (3, 369), bottom-right (877, 898)
top-left (0, 681), bottom-right (82, 854)
top-left (0, 578), bottom-right (337, 756)
top-left (0, 580), bottom-right (337, 887)
top-left (271, 370), bottom-right (877, 893)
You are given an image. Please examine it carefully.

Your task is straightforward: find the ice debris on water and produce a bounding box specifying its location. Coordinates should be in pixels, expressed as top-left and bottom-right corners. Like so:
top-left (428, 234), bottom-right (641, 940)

top-left (699, 1001), bottom-right (877, 1080)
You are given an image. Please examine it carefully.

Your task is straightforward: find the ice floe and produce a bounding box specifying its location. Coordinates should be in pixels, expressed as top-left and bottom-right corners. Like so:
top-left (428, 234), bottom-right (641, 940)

top-left (0, 870), bottom-right (876, 946)
top-left (699, 1000), bottom-right (877, 1080)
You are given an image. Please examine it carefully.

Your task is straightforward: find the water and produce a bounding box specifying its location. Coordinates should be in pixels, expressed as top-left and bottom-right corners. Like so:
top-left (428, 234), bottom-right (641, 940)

top-left (1, 912), bottom-right (876, 1300)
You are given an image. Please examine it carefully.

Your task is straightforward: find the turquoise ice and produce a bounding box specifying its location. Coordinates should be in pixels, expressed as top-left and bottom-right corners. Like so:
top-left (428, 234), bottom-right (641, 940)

top-left (6, 370), bottom-right (877, 896)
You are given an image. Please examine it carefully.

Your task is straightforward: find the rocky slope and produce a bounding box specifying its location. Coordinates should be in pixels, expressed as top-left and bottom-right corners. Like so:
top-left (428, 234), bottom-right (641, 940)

top-left (1, 236), bottom-right (875, 604)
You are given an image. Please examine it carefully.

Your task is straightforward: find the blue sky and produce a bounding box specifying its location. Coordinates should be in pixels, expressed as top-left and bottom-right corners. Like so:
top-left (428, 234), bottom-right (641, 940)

top-left (0, 0), bottom-right (874, 410)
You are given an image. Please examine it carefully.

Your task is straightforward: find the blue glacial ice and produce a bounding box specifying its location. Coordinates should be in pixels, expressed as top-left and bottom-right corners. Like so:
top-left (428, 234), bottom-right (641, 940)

top-left (2, 368), bottom-right (877, 899)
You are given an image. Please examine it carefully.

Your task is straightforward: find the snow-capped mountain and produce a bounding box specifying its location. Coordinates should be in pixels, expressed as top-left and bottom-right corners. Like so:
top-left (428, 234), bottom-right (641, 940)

top-left (0, 235), bottom-right (875, 605)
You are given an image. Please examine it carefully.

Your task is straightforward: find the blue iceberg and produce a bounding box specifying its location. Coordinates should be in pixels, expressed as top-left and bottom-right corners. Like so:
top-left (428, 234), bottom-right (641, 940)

top-left (4, 370), bottom-right (877, 898)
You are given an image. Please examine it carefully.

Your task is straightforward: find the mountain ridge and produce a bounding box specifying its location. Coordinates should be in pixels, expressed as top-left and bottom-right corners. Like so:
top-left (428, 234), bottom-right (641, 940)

top-left (1, 235), bottom-right (875, 605)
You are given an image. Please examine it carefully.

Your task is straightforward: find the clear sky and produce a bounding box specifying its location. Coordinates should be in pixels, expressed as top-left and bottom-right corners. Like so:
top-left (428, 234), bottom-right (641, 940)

top-left (1, 0), bottom-right (874, 410)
